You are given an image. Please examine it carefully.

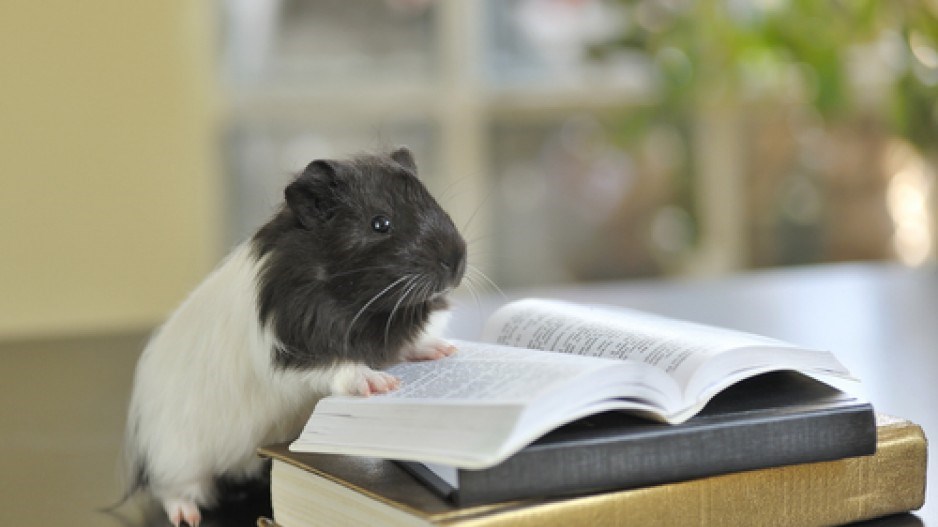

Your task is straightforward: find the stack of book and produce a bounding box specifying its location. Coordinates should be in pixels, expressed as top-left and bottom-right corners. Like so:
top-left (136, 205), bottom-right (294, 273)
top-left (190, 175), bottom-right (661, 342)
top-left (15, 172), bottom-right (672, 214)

top-left (260, 299), bottom-right (928, 526)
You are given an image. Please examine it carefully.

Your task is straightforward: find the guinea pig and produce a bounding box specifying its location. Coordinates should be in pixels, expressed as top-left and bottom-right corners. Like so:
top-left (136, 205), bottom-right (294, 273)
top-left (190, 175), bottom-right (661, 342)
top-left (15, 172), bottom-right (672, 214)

top-left (121, 147), bottom-right (467, 527)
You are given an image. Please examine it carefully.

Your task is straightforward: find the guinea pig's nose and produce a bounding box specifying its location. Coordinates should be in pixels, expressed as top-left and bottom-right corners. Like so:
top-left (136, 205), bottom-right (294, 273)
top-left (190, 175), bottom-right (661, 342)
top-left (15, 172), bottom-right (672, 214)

top-left (439, 252), bottom-right (466, 283)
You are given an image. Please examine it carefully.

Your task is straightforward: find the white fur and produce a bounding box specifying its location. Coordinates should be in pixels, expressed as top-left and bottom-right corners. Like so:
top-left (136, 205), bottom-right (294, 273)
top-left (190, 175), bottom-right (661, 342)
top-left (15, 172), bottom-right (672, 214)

top-left (125, 241), bottom-right (449, 519)
top-left (401, 309), bottom-right (453, 360)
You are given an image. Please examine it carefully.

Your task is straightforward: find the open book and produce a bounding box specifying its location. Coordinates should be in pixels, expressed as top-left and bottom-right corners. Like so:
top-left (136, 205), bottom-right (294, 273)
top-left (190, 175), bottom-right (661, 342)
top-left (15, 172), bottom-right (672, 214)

top-left (289, 299), bottom-right (855, 469)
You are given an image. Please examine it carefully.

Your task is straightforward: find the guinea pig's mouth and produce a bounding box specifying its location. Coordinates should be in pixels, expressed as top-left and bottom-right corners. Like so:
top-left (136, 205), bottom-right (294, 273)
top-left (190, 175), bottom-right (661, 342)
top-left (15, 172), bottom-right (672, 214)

top-left (389, 273), bottom-right (458, 307)
top-left (429, 288), bottom-right (452, 302)
top-left (380, 280), bottom-right (451, 309)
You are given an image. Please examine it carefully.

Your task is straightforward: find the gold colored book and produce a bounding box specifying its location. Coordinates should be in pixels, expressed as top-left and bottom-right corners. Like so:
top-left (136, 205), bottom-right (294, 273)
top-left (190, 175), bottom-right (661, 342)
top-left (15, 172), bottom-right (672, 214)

top-left (258, 415), bottom-right (926, 527)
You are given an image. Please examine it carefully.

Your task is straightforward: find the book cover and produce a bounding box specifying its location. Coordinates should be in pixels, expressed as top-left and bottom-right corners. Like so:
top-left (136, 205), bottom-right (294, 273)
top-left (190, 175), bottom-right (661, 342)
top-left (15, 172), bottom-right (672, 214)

top-left (397, 371), bottom-right (875, 506)
top-left (259, 415), bottom-right (926, 527)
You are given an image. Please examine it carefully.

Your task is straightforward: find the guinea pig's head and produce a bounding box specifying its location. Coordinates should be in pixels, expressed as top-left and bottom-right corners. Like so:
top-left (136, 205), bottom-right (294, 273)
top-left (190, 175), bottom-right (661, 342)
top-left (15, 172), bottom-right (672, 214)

top-left (282, 147), bottom-right (467, 310)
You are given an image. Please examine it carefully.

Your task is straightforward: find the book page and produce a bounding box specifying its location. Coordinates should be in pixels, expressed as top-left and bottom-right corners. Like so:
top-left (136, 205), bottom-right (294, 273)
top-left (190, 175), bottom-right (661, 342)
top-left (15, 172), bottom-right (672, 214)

top-left (378, 340), bottom-right (620, 403)
top-left (483, 299), bottom-right (796, 390)
top-left (291, 341), bottom-right (673, 467)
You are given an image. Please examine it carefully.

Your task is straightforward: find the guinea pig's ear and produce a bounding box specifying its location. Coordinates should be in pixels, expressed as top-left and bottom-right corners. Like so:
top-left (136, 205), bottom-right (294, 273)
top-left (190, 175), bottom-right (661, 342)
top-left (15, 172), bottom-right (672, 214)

top-left (285, 160), bottom-right (340, 229)
top-left (390, 147), bottom-right (418, 173)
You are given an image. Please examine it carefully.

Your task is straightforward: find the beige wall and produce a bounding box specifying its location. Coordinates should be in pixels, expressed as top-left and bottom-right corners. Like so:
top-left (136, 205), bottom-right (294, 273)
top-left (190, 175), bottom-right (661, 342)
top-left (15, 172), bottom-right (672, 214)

top-left (0, 1), bottom-right (222, 339)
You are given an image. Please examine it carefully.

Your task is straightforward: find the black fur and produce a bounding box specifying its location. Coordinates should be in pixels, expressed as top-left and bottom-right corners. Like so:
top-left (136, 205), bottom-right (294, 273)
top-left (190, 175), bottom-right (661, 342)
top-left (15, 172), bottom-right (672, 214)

top-left (251, 148), bottom-right (466, 370)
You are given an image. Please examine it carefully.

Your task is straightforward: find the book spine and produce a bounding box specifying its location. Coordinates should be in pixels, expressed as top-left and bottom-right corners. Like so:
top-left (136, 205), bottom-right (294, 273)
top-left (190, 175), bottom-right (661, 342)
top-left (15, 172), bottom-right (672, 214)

top-left (456, 404), bottom-right (876, 505)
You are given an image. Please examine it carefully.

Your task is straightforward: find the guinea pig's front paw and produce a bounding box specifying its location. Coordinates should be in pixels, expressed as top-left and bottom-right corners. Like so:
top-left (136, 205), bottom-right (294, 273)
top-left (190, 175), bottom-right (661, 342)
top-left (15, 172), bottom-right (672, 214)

top-left (331, 363), bottom-right (400, 397)
top-left (401, 338), bottom-right (458, 362)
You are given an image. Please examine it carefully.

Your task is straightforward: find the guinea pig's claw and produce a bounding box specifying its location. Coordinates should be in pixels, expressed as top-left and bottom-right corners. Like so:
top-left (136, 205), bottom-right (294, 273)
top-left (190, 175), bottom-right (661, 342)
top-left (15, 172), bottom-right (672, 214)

top-left (164, 498), bottom-right (201, 527)
top-left (403, 338), bottom-right (458, 362)
top-left (331, 364), bottom-right (401, 397)
top-left (363, 370), bottom-right (400, 395)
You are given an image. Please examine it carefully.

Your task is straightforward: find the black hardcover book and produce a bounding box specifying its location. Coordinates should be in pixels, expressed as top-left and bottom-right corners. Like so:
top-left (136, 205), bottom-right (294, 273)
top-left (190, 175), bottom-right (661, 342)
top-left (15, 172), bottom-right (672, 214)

top-left (398, 372), bottom-right (876, 506)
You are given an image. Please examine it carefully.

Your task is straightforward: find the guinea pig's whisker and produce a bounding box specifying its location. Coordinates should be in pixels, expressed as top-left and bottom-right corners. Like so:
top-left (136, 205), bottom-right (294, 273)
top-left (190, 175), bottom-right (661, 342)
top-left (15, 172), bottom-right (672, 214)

top-left (420, 278), bottom-right (435, 304)
top-left (328, 265), bottom-right (397, 280)
top-left (273, 341), bottom-right (310, 364)
top-left (345, 274), bottom-right (413, 350)
top-left (461, 188), bottom-right (495, 234)
top-left (465, 234), bottom-right (494, 247)
top-left (462, 274), bottom-right (483, 317)
top-left (385, 275), bottom-right (422, 348)
top-left (467, 264), bottom-right (506, 299)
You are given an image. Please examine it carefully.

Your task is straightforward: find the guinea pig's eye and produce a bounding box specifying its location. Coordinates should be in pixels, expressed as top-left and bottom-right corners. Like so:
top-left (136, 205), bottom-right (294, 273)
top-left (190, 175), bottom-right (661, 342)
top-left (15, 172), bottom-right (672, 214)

top-left (371, 215), bottom-right (392, 233)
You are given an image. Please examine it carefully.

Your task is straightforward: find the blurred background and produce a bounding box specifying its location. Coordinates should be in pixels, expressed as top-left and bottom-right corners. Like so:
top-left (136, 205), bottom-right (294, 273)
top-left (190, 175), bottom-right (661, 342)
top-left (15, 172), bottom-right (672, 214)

top-left (1, 0), bottom-right (937, 339)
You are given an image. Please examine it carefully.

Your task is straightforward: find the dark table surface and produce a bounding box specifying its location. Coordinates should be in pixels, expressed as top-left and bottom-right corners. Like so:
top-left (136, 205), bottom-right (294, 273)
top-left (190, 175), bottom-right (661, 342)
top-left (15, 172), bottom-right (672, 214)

top-left (1, 262), bottom-right (933, 526)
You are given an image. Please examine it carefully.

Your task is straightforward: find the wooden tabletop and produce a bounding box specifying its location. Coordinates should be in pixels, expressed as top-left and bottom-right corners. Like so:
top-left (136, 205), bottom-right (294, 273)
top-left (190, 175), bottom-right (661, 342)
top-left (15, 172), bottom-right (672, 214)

top-left (1, 262), bottom-right (933, 526)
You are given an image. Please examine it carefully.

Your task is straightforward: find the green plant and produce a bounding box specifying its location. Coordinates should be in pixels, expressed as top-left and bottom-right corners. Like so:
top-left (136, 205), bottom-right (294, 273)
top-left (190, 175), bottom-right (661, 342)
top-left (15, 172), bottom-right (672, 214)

top-left (593, 0), bottom-right (938, 150)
